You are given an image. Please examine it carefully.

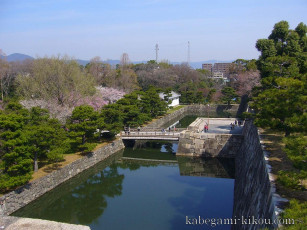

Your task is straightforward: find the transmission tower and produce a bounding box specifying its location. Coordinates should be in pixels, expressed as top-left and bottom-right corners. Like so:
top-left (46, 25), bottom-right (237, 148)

top-left (187, 41), bottom-right (190, 65)
top-left (155, 44), bottom-right (159, 63)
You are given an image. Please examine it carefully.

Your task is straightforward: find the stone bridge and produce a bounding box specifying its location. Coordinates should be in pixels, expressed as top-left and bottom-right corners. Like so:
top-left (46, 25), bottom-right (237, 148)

top-left (177, 118), bottom-right (244, 157)
top-left (120, 128), bottom-right (185, 141)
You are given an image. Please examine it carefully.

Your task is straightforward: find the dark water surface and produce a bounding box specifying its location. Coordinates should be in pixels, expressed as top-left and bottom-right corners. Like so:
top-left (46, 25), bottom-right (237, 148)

top-left (164, 115), bottom-right (199, 129)
top-left (13, 141), bottom-right (235, 230)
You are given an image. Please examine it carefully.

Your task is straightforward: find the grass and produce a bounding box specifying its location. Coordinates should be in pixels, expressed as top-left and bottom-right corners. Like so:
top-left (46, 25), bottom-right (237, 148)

top-left (258, 128), bottom-right (307, 201)
top-left (166, 105), bottom-right (186, 114)
top-left (30, 139), bottom-right (117, 182)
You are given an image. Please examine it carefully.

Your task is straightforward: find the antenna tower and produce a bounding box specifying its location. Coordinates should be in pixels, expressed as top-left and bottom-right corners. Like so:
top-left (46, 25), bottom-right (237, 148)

top-left (155, 44), bottom-right (159, 63)
top-left (187, 41), bottom-right (190, 65)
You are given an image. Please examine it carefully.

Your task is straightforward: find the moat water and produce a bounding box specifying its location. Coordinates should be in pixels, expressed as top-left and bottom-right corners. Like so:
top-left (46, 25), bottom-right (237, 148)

top-left (13, 116), bottom-right (236, 230)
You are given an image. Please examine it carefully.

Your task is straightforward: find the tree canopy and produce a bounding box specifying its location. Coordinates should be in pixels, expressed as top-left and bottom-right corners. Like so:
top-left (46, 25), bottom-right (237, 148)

top-left (252, 21), bottom-right (307, 136)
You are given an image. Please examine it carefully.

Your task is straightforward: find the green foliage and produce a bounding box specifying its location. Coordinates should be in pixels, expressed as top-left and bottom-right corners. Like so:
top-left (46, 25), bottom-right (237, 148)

top-left (277, 171), bottom-right (306, 190)
top-left (283, 135), bottom-right (307, 170)
top-left (256, 39), bottom-right (277, 59)
top-left (281, 199), bottom-right (307, 229)
top-left (139, 87), bottom-right (168, 118)
top-left (16, 56), bottom-right (96, 105)
top-left (100, 87), bottom-right (167, 132)
top-left (0, 102), bottom-right (71, 192)
top-left (252, 77), bottom-right (306, 136)
top-left (180, 90), bottom-right (206, 104)
top-left (221, 87), bottom-right (238, 105)
top-left (0, 173), bottom-right (32, 193)
top-left (251, 21), bottom-right (307, 136)
top-left (68, 105), bottom-right (99, 151)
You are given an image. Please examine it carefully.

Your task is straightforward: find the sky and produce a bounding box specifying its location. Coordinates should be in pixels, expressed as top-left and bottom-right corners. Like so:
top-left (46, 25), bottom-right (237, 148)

top-left (0, 0), bottom-right (306, 62)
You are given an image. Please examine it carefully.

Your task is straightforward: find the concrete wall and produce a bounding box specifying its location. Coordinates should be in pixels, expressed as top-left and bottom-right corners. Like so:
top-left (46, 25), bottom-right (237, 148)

top-left (145, 104), bottom-right (240, 129)
top-left (0, 139), bottom-right (125, 216)
top-left (232, 120), bottom-right (276, 230)
top-left (177, 131), bottom-right (243, 157)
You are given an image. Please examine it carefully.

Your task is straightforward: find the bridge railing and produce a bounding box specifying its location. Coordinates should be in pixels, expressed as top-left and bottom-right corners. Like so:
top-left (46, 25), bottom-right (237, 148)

top-left (123, 128), bottom-right (186, 132)
top-left (120, 130), bottom-right (182, 137)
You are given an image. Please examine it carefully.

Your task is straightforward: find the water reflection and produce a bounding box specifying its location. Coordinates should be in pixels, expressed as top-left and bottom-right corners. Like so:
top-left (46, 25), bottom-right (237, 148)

top-left (13, 151), bottom-right (125, 224)
top-left (177, 157), bottom-right (235, 179)
top-left (13, 141), bottom-right (235, 230)
top-left (164, 115), bottom-right (199, 129)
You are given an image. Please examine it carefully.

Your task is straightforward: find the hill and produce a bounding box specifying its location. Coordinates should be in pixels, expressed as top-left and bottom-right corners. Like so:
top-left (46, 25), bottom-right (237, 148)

top-left (0, 53), bottom-right (34, 62)
top-left (0, 53), bottom-right (233, 69)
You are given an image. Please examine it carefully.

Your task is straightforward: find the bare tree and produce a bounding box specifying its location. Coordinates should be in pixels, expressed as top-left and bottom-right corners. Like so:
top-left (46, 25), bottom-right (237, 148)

top-left (0, 50), bottom-right (13, 101)
top-left (120, 53), bottom-right (130, 67)
top-left (16, 55), bottom-right (96, 106)
top-left (229, 70), bottom-right (260, 97)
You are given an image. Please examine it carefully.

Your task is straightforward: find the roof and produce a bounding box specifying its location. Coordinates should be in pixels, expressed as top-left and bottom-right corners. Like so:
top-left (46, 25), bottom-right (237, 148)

top-left (159, 91), bottom-right (181, 100)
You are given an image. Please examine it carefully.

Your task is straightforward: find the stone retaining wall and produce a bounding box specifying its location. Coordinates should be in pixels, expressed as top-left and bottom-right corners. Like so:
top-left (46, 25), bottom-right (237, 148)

top-left (177, 131), bottom-right (243, 157)
top-left (232, 120), bottom-right (276, 230)
top-left (0, 139), bottom-right (125, 216)
top-left (145, 104), bottom-right (239, 129)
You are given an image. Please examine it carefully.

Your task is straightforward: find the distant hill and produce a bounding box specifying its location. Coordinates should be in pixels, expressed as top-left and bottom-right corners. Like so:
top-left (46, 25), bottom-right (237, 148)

top-left (0, 53), bottom-right (233, 69)
top-left (0, 53), bottom-right (34, 62)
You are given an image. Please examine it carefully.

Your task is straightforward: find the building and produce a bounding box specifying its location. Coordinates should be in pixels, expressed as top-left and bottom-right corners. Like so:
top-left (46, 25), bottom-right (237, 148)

top-left (159, 91), bottom-right (181, 107)
top-left (202, 63), bottom-right (212, 72)
top-left (202, 62), bottom-right (232, 81)
top-left (211, 72), bottom-right (229, 84)
top-left (212, 63), bottom-right (232, 78)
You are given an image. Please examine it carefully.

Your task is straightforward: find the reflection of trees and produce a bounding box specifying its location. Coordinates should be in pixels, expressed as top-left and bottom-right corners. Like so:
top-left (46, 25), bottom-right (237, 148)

top-left (49, 165), bottom-right (123, 224)
top-left (54, 165), bottom-right (124, 224)
top-left (162, 142), bottom-right (175, 154)
top-left (124, 141), bottom-right (177, 161)
top-left (177, 156), bottom-right (235, 179)
top-left (14, 162), bottom-right (124, 225)
top-left (117, 161), bottom-right (141, 171)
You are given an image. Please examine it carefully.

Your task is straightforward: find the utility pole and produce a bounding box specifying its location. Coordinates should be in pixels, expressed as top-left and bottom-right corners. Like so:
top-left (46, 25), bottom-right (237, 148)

top-left (187, 41), bottom-right (190, 65)
top-left (155, 44), bottom-right (159, 63)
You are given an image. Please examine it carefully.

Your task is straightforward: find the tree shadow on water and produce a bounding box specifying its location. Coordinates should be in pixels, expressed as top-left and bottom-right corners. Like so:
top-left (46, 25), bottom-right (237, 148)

top-left (13, 153), bottom-right (125, 226)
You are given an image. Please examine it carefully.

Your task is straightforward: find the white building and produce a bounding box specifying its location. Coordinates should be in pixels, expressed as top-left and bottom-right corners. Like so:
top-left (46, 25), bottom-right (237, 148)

top-left (210, 72), bottom-right (229, 84)
top-left (159, 91), bottom-right (181, 107)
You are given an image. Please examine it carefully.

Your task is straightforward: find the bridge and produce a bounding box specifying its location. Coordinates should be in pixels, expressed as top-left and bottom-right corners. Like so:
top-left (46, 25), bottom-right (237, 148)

top-left (120, 128), bottom-right (185, 141)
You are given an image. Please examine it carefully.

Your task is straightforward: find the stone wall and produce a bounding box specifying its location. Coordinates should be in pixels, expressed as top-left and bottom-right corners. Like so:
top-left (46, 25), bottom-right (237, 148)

top-left (177, 131), bottom-right (243, 157)
top-left (145, 104), bottom-right (240, 129)
top-left (232, 120), bottom-right (276, 230)
top-left (0, 139), bottom-right (125, 216)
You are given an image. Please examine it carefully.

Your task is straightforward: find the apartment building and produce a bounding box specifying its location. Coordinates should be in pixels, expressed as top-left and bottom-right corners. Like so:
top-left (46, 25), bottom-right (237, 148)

top-left (202, 62), bottom-right (232, 78)
top-left (201, 63), bottom-right (212, 72)
top-left (212, 63), bottom-right (232, 77)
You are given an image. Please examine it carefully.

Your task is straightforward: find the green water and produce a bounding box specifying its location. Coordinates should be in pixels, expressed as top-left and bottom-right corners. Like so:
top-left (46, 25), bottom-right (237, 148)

top-left (164, 115), bottom-right (199, 129)
top-left (13, 141), bottom-right (235, 230)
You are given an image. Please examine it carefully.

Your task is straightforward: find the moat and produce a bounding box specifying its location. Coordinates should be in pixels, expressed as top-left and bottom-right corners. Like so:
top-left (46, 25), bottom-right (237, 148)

top-left (13, 139), bottom-right (235, 230)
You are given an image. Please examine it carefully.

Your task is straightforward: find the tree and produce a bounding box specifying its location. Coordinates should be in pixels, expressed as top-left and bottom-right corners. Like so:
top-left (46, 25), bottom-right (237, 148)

top-left (68, 105), bottom-right (99, 152)
top-left (140, 87), bottom-right (168, 118)
top-left (0, 53), bottom-right (14, 101)
top-left (25, 107), bottom-right (69, 171)
top-left (268, 20), bottom-right (289, 55)
top-left (16, 56), bottom-right (96, 106)
top-left (120, 53), bottom-right (130, 67)
top-left (0, 102), bottom-right (69, 191)
top-left (100, 104), bottom-right (123, 135)
top-left (251, 21), bottom-right (307, 136)
top-left (221, 87), bottom-right (238, 105)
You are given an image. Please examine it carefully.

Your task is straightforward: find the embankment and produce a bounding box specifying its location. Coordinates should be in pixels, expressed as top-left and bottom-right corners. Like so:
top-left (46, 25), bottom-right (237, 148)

top-left (0, 139), bottom-right (125, 216)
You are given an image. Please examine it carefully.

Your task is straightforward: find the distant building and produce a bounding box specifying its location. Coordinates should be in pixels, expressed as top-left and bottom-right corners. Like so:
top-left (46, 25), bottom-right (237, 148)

top-left (202, 62), bottom-right (232, 83)
top-left (212, 63), bottom-right (232, 78)
top-left (212, 72), bottom-right (229, 84)
top-left (202, 63), bottom-right (212, 72)
top-left (159, 91), bottom-right (181, 107)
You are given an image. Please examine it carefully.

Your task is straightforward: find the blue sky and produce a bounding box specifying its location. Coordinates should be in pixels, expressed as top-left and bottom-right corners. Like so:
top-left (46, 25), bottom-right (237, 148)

top-left (0, 0), bottom-right (306, 62)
